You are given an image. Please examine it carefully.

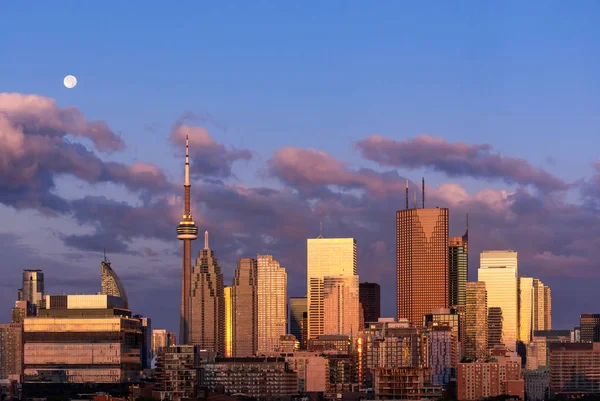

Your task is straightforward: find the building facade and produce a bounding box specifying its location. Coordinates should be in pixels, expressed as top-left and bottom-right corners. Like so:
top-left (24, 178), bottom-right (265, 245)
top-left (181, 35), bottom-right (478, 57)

top-left (524, 368), bottom-right (549, 401)
top-left (224, 286), bottom-right (232, 357)
top-left (549, 342), bottom-right (600, 396)
top-left (359, 282), bottom-right (381, 327)
top-left (478, 250), bottom-right (518, 351)
top-left (464, 282), bottom-right (488, 361)
top-left (155, 345), bottom-right (200, 399)
top-left (580, 314), bottom-right (600, 343)
top-left (397, 207), bottom-right (449, 325)
top-left (289, 297), bottom-right (307, 349)
top-left (488, 307), bottom-right (503, 348)
top-left (152, 329), bottom-right (168, 357)
top-left (190, 232), bottom-right (225, 354)
top-left (285, 352), bottom-right (329, 392)
top-left (232, 257), bottom-right (258, 357)
top-left (449, 221), bottom-right (468, 308)
top-left (0, 323), bottom-right (22, 379)
top-left (429, 324), bottom-right (458, 386)
top-left (257, 255), bottom-right (287, 354)
top-left (100, 257), bottom-right (129, 309)
top-left (323, 276), bottom-right (360, 336)
top-left (307, 237), bottom-right (357, 339)
top-left (19, 269), bottom-right (44, 310)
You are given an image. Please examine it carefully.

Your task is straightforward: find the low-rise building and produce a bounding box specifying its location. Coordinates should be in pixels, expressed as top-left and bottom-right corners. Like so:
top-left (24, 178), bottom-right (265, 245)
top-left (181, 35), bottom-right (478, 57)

top-left (524, 368), bottom-right (549, 401)
top-left (286, 352), bottom-right (329, 393)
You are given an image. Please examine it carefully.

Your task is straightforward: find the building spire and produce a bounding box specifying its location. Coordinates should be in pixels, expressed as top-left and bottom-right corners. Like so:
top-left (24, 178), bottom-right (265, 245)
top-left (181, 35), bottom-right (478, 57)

top-left (405, 180), bottom-right (409, 210)
top-left (184, 135), bottom-right (190, 187)
top-left (318, 218), bottom-right (324, 239)
top-left (204, 230), bottom-right (209, 249)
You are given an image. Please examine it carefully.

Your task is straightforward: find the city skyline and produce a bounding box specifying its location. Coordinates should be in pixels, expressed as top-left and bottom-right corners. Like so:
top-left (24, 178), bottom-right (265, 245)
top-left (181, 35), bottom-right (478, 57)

top-left (3, 2), bottom-right (600, 336)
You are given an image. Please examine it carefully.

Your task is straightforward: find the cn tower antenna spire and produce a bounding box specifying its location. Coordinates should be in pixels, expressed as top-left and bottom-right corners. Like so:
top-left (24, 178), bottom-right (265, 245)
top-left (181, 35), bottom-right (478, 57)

top-left (185, 135), bottom-right (190, 187)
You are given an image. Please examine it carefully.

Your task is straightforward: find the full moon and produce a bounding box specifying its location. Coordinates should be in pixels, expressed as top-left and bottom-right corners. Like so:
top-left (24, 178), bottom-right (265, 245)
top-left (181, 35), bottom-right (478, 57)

top-left (63, 75), bottom-right (77, 89)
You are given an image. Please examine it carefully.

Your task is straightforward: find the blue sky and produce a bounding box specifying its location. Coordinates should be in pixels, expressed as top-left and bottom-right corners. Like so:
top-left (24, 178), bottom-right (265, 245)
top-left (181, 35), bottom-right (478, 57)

top-left (1, 2), bottom-right (600, 332)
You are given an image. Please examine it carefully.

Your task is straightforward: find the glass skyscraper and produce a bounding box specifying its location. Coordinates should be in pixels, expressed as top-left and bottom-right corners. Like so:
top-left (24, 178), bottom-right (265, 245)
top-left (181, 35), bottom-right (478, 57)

top-left (478, 250), bottom-right (518, 351)
top-left (464, 281), bottom-right (488, 361)
top-left (232, 258), bottom-right (258, 356)
top-left (359, 282), bottom-right (381, 327)
top-left (19, 269), bottom-right (44, 311)
top-left (257, 255), bottom-right (287, 353)
top-left (100, 257), bottom-right (129, 309)
top-left (224, 286), bottom-right (232, 357)
top-left (449, 222), bottom-right (468, 308)
top-left (396, 208), bottom-right (449, 325)
top-left (307, 237), bottom-right (358, 340)
top-left (289, 297), bottom-right (307, 348)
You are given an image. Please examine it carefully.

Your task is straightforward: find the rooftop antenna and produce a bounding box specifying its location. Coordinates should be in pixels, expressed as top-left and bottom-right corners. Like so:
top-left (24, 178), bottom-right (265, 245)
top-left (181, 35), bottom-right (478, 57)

top-left (405, 180), bottom-right (409, 210)
top-left (422, 177), bottom-right (425, 209)
top-left (204, 230), bottom-right (209, 250)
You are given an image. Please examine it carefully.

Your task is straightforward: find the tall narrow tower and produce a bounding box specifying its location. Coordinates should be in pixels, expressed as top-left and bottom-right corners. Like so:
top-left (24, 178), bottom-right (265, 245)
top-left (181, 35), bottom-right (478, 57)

top-left (176, 135), bottom-right (198, 344)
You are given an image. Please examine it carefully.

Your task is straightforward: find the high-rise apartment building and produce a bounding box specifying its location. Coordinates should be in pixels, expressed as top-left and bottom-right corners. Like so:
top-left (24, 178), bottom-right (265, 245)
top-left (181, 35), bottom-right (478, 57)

top-left (429, 325), bottom-right (459, 387)
top-left (257, 255), bottom-right (287, 354)
top-left (176, 136), bottom-right (199, 345)
top-left (449, 220), bottom-right (468, 308)
top-left (190, 231), bottom-right (225, 354)
top-left (100, 256), bottom-right (129, 309)
top-left (397, 204), bottom-right (449, 325)
top-left (289, 297), bottom-right (307, 348)
top-left (152, 329), bottom-right (168, 357)
top-left (19, 269), bottom-right (44, 310)
top-left (0, 323), bottom-right (22, 379)
top-left (232, 258), bottom-right (258, 357)
top-left (323, 276), bottom-right (360, 336)
top-left (359, 282), bottom-right (381, 327)
top-left (478, 250), bottom-right (518, 351)
top-left (307, 237), bottom-right (357, 339)
top-left (138, 315), bottom-right (152, 369)
top-left (224, 286), bottom-right (232, 357)
top-left (579, 314), bottom-right (600, 343)
top-left (465, 282), bottom-right (488, 361)
top-left (155, 345), bottom-right (201, 400)
top-left (488, 307), bottom-right (503, 348)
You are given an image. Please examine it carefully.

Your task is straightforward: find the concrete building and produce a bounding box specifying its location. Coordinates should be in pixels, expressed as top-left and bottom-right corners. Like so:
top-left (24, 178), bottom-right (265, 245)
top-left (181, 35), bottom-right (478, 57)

top-left (397, 197), bottom-right (449, 326)
top-left (190, 231), bottom-right (225, 354)
top-left (308, 335), bottom-right (352, 354)
top-left (526, 330), bottom-right (570, 370)
top-left (257, 255), bottom-right (287, 354)
top-left (289, 297), bottom-right (307, 349)
top-left (232, 258), bottom-right (258, 357)
top-left (307, 237), bottom-right (358, 339)
top-left (201, 357), bottom-right (298, 397)
top-left (549, 342), bottom-right (600, 396)
top-left (286, 352), bottom-right (329, 392)
top-left (359, 282), bottom-right (381, 327)
top-left (524, 368), bottom-right (549, 401)
top-left (0, 324), bottom-right (22, 379)
top-left (155, 345), bottom-right (201, 399)
top-left (464, 282), bottom-right (487, 361)
top-left (478, 250), bottom-right (519, 351)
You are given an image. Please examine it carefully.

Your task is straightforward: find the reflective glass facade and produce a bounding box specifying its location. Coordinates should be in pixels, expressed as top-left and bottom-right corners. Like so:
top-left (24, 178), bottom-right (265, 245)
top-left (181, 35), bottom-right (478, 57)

top-left (289, 297), bottom-right (307, 349)
top-left (465, 282), bottom-right (488, 361)
top-left (257, 255), bottom-right (287, 353)
top-left (449, 228), bottom-right (468, 308)
top-left (224, 286), bottom-right (232, 357)
top-left (307, 238), bottom-right (357, 340)
top-left (323, 276), bottom-right (360, 336)
top-left (397, 208), bottom-right (449, 325)
top-left (359, 282), bottom-right (381, 327)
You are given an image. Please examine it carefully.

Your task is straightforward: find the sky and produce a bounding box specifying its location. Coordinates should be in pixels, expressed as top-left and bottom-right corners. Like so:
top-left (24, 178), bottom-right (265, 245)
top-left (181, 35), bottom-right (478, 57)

top-left (1, 2), bottom-right (600, 333)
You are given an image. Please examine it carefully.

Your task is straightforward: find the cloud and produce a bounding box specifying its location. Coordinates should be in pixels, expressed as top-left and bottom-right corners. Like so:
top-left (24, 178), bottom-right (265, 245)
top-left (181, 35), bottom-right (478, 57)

top-left (170, 120), bottom-right (252, 178)
top-left (356, 134), bottom-right (568, 192)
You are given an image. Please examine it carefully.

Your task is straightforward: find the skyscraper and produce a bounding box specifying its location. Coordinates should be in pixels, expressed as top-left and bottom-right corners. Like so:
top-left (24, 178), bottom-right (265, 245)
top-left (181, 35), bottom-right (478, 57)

top-left (520, 277), bottom-right (551, 344)
top-left (19, 269), bottom-right (44, 310)
top-left (232, 257), bottom-right (258, 356)
top-left (289, 297), bottom-right (307, 348)
top-left (100, 255), bottom-right (129, 309)
top-left (0, 323), bottom-right (22, 379)
top-left (257, 255), bottom-right (287, 354)
top-left (465, 282), bottom-right (488, 361)
top-left (190, 231), bottom-right (225, 354)
top-left (534, 280), bottom-right (551, 332)
top-left (449, 218), bottom-right (468, 307)
top-left (478, 250), bottom-right (518, 351)
top-left (152, 329), bottom-right (168, 357)
top-left (359, 282), bottom-right (381, 327)
top-left (580, 314), bottom-right (600, 343)
top-left (397, 191), bottom-right (449, 325)
top-left (488, 307), bottom-right (503, 348)
top-left (176, 136), bottom-right (199, 345)
top-left (224, 286), bottom-right (232, 357)
top-left (307, 237), bottom-right (358, 339)
top-left (323, 276), bottom-right (360, 335)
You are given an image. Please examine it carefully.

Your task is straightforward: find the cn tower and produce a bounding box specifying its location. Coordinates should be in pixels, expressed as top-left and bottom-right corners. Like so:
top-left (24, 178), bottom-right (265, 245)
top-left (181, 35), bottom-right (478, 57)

top-left (176, 135), bottom-right (198, 344)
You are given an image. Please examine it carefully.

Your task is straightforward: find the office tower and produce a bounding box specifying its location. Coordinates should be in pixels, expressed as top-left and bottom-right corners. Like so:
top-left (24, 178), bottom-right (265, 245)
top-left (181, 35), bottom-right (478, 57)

top-left (100, 255), bottom-right (129, 309)
top-left (257, 255), bottom-right (287, 354)
top-left (579, 314), bottom-right (600, 343)
top-left (544, 286), bottom-right (552, 330)
top-left (0, 323), bottom-right (22, 379)
top-left (167, 331), bottom-right (177, 346)
top-left (289, 297), bottom-right (307, 348)
top-left (478, 250), bottom-right (518, 351)
top-left (533, 280), bottom-right (551, 331)
top-left (322, 276), bottom-right (360, 336)
top-left (22, 294), bottom-right (142, 392)
top-left (301, 312), bottom-right (308, 347)
top-left (190, 231), bottom-right (225, 354)
top-left (137, 315), bottom-right (152, 369)
top-left (359, 282), bottom-right (381, 327)
top-left (464, 282), bottom-right (488, 361)
top-left (224, 286), bottom-right (232, 357)
top-left (520, 277), bottom-right (535, 343)
top-left (307, 237), bottom-right (357, 339)
top-left (19, 269), bottom-right (44, 310)
top-left (155, 345), bottom-right (201, 400)
top-left (396, 187), bottom-right (449, 325)
top-left (449, 217), bottom-right (468, 307)
top-left (176, 136), bottom-right (199, 345)
top-left (488, 307), bottom-right (503, 348)
top-left (232, 257), bottom-right (258, 356)
top-left (549, 343), bottom-right (600, 396)
top-left (152, 329), bottom-right (168, 357)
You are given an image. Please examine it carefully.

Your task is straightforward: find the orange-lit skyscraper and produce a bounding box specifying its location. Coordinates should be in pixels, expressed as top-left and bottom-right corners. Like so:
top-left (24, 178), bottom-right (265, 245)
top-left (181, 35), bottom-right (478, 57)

top-left (232, 258), bottom-right (258, 356)
top-left (176, 136), bottom-right (199, 345)
top-left (396, 181), bottom-right (449, 325)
